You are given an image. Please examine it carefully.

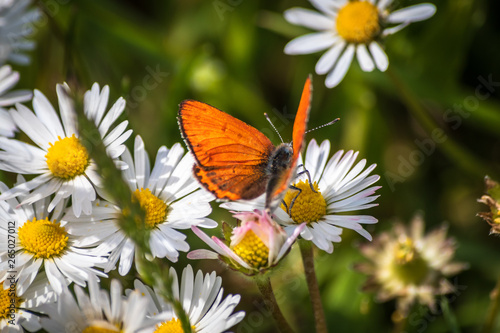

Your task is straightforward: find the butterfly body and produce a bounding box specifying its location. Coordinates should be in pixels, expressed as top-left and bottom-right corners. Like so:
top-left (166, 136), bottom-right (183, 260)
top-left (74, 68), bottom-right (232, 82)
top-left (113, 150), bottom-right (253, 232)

top-left (178, 77), bottom-right (312, 211)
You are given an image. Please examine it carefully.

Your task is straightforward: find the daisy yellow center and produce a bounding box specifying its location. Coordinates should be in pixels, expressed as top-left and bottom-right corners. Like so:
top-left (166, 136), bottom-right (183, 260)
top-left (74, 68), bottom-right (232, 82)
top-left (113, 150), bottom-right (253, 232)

top-left (391, 238), bottom-right (429, 285)
top-left (133, 188), bottom-right (169, 229)
top-left (281, 180), bottom-right (326, 224)
top-left (82, 325), bottom-right (122, 333)
top-left (0, 282), bottom-right (22, 320)
top-left (154, 318), bottom-right (196, 333)
top-left (336, 1), bottom-right (380, 44)
top-left (46, 134), bottom-right (90, 179)
top-left (18, 217), bottom-right (68, 259)
top-left (232, 230), bottom-right (269, 269)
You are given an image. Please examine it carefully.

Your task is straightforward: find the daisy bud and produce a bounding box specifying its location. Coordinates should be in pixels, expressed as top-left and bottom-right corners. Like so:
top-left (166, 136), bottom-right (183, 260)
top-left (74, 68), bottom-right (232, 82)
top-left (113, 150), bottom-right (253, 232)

top-left (189, 209), bottom-right (305, 275)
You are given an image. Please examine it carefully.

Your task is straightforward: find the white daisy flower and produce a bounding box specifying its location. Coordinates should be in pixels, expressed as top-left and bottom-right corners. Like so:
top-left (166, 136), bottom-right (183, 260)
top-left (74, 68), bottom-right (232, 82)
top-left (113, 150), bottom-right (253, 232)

top-left (0, 82), bottom-right (133, 217)
top-left (63, 135), bottom-right (217, 276)
top-left (0, 177), bottom-right (107, 295)
top-left (40, 275), bottom-right (159, 333)
top-left (222, 139), bottom-right (381, 253)
top-left (0, 65), bottom-right (32, 137)
top-left (189, 209), bottom-right (305, 275)
top-left (0, 0), bottom-right (41, 65)
top-left (132, 265), bottom-right (245, 333)
top-left (0, 273), bottom-right (56, 333)
top-left (284, 0), bottom-right (437, 88)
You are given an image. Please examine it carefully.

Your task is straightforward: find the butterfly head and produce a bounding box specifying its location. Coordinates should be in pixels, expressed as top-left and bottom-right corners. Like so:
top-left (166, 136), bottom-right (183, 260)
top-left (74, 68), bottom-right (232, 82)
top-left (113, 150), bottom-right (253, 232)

top-left (267, 143), bottom-right (293, 176)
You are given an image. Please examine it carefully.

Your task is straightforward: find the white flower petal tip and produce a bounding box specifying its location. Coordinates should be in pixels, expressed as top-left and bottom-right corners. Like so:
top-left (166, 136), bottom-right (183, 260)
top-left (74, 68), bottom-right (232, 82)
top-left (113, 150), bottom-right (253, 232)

top-left (387, 4), bottom-right (437, 24)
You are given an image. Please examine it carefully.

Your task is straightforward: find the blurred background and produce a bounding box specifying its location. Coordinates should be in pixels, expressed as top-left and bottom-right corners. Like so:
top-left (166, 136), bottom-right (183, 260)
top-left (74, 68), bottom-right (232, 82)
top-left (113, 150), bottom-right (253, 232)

top-left (3, 0), bottom-right (500, 332)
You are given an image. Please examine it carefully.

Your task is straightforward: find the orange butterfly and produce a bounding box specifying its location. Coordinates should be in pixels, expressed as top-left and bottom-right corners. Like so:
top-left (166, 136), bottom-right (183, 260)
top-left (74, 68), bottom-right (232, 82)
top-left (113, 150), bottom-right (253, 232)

top-left (178, 76), bottom-right (312, 211)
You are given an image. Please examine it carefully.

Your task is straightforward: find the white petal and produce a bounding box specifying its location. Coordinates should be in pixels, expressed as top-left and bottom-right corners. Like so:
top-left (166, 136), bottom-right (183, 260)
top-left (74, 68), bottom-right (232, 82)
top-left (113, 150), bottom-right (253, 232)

top-left (369, 42), bottom-right (389, 71)
top-left (325, 44), bottom-right (355, 88)
top-left (315, 40), bottom-right (345, 75)
top-left (284, 8), bottom-right (334, 31)
top-left (284, 32), bottom-right (337, 55)
top-left (387, 4), bottom-right (436, 23)
top-left (356, 44), bottom-right (375, 72)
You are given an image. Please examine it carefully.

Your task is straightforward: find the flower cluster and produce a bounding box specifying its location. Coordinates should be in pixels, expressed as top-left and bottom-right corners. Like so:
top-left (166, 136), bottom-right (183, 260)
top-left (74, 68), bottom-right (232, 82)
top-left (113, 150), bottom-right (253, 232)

top-left (0, 0), bottom-right (473, 332)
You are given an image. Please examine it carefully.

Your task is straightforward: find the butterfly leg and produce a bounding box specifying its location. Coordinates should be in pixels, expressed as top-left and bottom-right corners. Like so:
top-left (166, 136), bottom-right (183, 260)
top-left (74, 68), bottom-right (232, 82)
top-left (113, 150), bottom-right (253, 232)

top-left (296, 164), bottom-right (317, 193)
top-left (287, 185), bottom-right (302, 216)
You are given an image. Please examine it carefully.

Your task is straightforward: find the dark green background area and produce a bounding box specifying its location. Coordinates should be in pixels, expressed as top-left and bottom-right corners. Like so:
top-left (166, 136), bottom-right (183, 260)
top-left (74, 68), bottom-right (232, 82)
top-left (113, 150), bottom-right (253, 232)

top-left (4, 0), bottom-right (500, 332)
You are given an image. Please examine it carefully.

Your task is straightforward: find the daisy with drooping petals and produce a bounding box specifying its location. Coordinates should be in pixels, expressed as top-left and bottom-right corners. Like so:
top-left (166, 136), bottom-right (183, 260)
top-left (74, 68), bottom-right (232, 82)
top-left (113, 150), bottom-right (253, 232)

top-left (63, 135), bottom-right (217, 276)
top-left (0, 65), bottom-right (32, 137)
top-left (0, 273), bottom-right (56, 333)
top-left (0, 0), bottom-right (40, 65)
top-left (222, 139), bottom-right (380, 253)
top-left (40, 275), bottom-right (159, 333)
top-left (132, 265), bottom-right (245, 333)
top-left (0, 83), bottom-right (132, 217)
top-left (189, 209), bottom-right (305, 275)
top-left (354, 214), bottom-right (468, 315)
top-left (284, 0), bottom-right (436, 88)
top-left (0, 177), bottom-right (107, 295)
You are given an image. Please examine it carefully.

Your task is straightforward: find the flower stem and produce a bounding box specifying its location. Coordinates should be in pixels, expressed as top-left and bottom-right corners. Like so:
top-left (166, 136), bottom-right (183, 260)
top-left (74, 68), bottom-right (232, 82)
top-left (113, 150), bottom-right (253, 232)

top-left (441, 297), bottom-right (460, 333)
top-left (256, 277), bottom-right (296, 333)
top-left (386, 68), bottom-right (493, 179)
top-left (299, 240), bottom-right (328, 333)
top-left (483, 275), bottom-right (500, 333)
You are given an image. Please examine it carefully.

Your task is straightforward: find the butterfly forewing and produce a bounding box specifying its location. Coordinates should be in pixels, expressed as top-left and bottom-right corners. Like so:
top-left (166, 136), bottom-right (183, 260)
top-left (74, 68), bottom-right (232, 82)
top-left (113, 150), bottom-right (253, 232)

top-left (266, 76), bottom-right (312, 208)
top-left (179, 100), bottom-right (275, 200)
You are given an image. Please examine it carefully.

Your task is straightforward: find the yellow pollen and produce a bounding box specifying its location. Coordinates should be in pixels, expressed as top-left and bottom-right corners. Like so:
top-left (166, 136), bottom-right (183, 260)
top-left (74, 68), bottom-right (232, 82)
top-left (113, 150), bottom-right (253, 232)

top-left (82, 324), bottom-right (122, 333)
top-left (133, 188), bottom-right (169, 229)
top-left (281, 180), bottom-right (326, 224)
top-left (391, 237), bottom-right (429, 285)
top-left (232, 230), bottom-right (269, 269)
top-left (18, 217), bottom-right (68, 259)
top-left (46, 134), bottom-right (90, 179)
top-left (336, 1), bottom-right (381, 44)
top-left (0, 282), bottom-right (22, 320)
top-left (154, 318), bottom-right (196, 333)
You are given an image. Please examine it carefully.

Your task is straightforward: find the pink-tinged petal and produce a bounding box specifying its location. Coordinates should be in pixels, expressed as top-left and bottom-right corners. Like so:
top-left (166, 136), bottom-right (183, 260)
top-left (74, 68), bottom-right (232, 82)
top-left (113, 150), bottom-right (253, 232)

top-left (187, 249), bottom-right (219, 260)
top-left (276, 223), bottom-right (306, 262)
top-left (191, 226), bottom-right (225, 255)
top-left (212, 237), bottom-right (252, 270)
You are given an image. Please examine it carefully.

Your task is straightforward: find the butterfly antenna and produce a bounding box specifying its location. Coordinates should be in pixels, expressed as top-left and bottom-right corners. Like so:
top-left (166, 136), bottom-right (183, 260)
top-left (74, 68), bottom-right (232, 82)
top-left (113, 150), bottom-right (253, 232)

top-left (305, 118), bottom-right (340, 134)
top-left (264, 113), bottom-right (284, 143)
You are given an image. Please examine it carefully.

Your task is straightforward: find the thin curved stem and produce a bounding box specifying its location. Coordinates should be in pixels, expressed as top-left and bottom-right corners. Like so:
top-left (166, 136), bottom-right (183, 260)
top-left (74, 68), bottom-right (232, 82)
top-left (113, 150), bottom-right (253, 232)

top-left (299, 240), bottom-right (328, 333)
top-left (255, 277), bottom-right (296, 333)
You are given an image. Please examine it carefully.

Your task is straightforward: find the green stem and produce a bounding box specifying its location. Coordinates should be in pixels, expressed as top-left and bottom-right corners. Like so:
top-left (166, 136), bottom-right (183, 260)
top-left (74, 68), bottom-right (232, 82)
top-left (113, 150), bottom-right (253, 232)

top-left (255, 277), bottom-right (296, 333)
top-left (483, 275), bottom-right (500, 333)
top-left (386, 68), bottom-right (492, 179)
top-left (299, 240), bottom-right (328, 333)
top-left (76, 103), bottom-right (192, 333)
top-left (441, 297), bottom-right (460, 333)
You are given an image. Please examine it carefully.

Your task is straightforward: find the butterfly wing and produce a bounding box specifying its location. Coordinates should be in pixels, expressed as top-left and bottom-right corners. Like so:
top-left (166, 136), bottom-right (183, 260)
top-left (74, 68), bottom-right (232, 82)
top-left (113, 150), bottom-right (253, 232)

top-left (178, 100), bottom-right (275, 200)
top-left (265, 76), bottom-right (312, 209)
